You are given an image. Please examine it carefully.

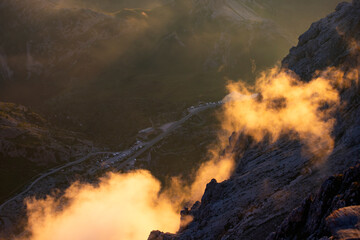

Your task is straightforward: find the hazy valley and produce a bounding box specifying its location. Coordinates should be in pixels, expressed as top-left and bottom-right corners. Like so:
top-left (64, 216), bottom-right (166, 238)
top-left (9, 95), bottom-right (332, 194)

top-left (1, 0), bottom-right (359, 240)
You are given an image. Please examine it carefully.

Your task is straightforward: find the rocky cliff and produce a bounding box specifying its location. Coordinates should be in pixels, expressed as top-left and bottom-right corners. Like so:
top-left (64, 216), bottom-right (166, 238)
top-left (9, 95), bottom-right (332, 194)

top-left (267, 163), bottom-right (360, 240)
top-left (150, 1), bottom-right (360, 239)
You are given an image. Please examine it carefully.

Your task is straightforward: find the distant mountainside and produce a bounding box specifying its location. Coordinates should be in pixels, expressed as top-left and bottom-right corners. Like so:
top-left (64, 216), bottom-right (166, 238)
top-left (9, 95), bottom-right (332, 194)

top-left (149, 1), bottom-right (360, 239)
top-left (0, 0), bottom-right (342, 146)
top-left (0, 102), bottom-right (94, 202)
top-left (192, 0), bottom-right (264, 23)
top-left (53, 0), bottom-right (167, 10)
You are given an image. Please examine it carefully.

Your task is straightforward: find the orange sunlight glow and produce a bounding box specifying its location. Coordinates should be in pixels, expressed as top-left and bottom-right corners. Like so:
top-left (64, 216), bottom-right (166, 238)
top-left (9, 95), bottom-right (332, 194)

top-left (222, 67), bottom-right (341, 160)
top-left (20, 171), bottom-right (180, 240)
top-left (19, 66), bottom-right (355, 240)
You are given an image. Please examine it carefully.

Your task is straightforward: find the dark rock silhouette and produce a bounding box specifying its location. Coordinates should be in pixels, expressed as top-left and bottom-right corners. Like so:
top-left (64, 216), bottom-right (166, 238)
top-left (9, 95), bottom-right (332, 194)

top-left (267, 163), bottom-right (360, 240)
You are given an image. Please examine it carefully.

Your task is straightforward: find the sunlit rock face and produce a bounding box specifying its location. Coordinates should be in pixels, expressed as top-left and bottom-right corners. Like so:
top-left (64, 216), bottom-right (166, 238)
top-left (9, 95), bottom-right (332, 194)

top-left (326, 206), bottom-right (360, 240)
top-left (150, 1), bottom-right (360, 239)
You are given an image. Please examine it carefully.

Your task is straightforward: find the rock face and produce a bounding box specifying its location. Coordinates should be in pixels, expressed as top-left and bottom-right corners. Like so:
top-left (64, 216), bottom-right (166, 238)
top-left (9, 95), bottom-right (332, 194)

top-left (282, 0), bottom-right (360, 81)
top-left (150, 1), bottom-right (360, 239)
top-left (267, 163), bottom-right (360, 240)
top-left (326, 206), bottom-right (360, 239)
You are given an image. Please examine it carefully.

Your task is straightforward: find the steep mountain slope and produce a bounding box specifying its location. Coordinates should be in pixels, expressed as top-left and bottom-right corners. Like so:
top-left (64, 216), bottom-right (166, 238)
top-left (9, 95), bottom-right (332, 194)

top-left (282, 0), bottom-right (360, 81)
top-left (150, 1), bottom-right (360, 239)
top-left (268, 163), bottom-right (360, 240)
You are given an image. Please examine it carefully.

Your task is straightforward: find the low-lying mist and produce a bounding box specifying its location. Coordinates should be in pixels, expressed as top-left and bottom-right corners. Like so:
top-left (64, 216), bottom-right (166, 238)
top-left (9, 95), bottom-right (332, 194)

top-left (18, 64), bottom-right (358, 240)
top-left (223, 67), bottom-right (340, 161)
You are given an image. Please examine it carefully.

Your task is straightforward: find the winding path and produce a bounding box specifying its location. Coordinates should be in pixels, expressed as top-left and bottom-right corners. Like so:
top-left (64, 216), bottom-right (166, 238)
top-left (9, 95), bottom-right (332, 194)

top-left (115, 102), bottom-right (222, 170)
top-left (0, 101), bottom-right (222, 215)
top-left (0, 151), bottom-right (110, 212)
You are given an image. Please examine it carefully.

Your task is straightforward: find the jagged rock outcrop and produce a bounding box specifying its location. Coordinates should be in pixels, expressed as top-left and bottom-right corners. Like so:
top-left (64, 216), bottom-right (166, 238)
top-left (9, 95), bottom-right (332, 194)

top-left (149, 1), bottom-right (360, 239)
top-left (326, 206), bottom-right (360, 239)
top-left (267, 163), bottom-right (360, 240)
